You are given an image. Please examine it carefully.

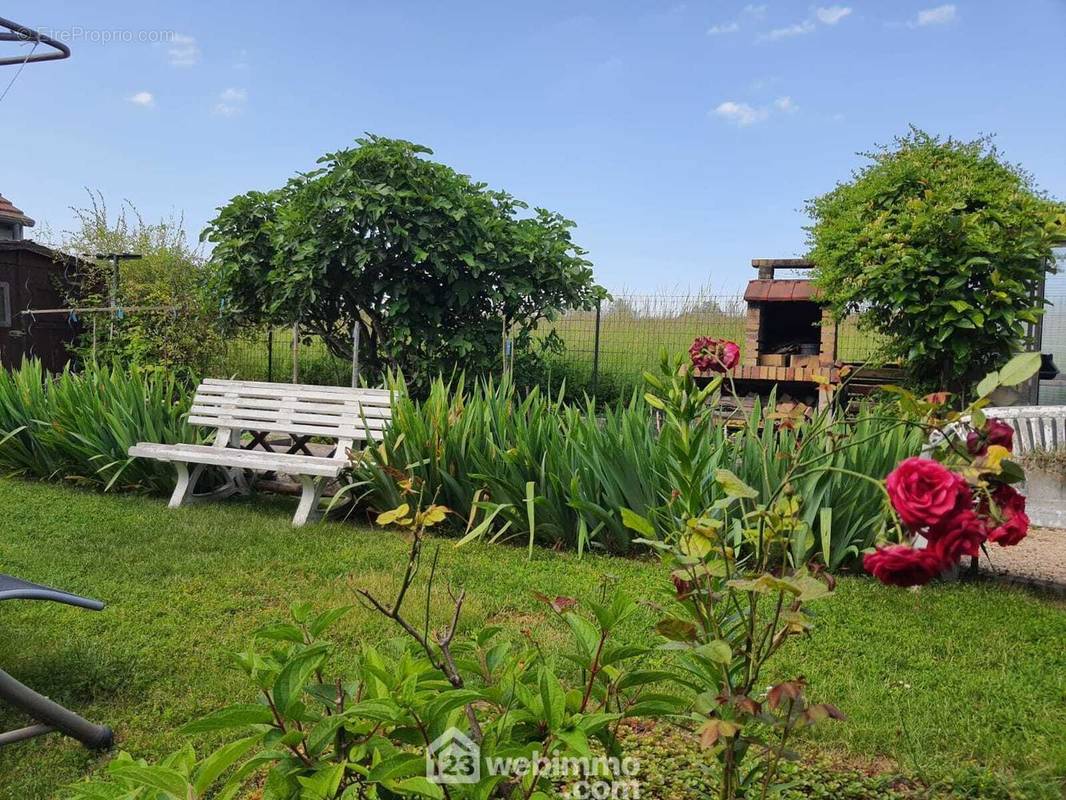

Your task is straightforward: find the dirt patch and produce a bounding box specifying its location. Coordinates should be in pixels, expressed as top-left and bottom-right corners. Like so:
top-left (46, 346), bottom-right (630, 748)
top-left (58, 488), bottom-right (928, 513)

top-left (978, 526), bottom-right (1066, 589)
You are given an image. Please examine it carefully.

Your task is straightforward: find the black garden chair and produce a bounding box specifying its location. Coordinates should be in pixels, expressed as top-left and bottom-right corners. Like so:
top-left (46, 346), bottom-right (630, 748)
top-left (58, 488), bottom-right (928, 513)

top-left (0, 574), bottom-right (113, 749)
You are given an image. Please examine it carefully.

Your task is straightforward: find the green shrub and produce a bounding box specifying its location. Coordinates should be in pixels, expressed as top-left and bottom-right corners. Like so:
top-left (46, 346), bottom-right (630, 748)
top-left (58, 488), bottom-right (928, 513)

top-left (808, 128), bottom-right (1066, 393)
top-left (345, 373), bottom-right (924, 565)
top-left (0, 359), bottom-right (197, 492)
top-left (69, 513), bottom-right (672, 800)
top-left (203, 135), bottom-right (605, 392)
top-left (51, 191), bottom-right (223, 379)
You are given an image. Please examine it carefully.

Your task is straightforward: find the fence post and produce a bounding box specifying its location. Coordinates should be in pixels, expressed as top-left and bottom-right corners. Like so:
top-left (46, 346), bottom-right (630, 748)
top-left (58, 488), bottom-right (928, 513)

top-left (501, 316), bottom-right (508, 378)
top-left (291, 321), bottom-right (300, 384)
top-left (591, 298), bottom-right (602, 398)
top-left (267, 329), bottom-right (274, 383)
top-left (351, 321), bottom-right (360, 388)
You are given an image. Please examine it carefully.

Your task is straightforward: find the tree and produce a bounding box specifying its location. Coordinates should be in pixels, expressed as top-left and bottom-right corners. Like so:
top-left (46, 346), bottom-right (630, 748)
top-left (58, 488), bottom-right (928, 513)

top-left (204, 135), bottom-right (605, 386)
top-left (806, 129), bottom-right (1066, 392)
top-left (48, 191), bottom-right (221, 377)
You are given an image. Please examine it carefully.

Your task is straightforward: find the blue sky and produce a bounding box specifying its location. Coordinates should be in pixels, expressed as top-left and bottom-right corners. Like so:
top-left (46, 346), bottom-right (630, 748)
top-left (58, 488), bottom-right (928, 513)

top-left (2, 1), bottom-right (1064, 293)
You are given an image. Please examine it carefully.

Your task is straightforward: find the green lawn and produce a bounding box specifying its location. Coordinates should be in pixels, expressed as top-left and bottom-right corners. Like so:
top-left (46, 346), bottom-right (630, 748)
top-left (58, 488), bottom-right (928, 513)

top-left (1, 479), bottom-right (1064, 799)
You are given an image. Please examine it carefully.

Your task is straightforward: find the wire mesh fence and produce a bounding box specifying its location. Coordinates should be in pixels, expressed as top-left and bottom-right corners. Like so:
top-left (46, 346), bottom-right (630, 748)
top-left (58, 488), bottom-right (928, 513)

top-left (202, 294), bottom-right (883, 403)
top-left (13, 289), bottom-right (1065, 404)
top-left (216, 326), bottom-right (353, 386)
top-left (510, 294), bottom-right (880, 403)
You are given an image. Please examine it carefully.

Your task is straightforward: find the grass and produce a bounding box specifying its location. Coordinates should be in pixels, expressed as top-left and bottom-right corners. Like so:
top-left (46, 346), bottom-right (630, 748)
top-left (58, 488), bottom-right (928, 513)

top-left (0, 479), bottom-right (1064, 798)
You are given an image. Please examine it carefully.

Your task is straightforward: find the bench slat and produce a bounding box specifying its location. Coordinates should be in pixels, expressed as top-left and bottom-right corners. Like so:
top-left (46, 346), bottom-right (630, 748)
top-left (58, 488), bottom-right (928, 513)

top-left (198, 383), bottom-right (392, 405)
top-left (203, 378), bottom-right (391, 397)
top-left (191, 395), bottom-right (392, 418)
top-left (128, 443), bottom-right (347, 476)
top-left (187, 416), bottom-right (384, 439)
top-left (189, 405), bottom-right (389, 429)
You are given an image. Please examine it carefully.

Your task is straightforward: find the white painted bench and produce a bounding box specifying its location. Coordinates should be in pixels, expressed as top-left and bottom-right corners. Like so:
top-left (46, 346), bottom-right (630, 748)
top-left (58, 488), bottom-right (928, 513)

top-left (978, 406), bottom-right (1066, 456)
top-left (129, 378), bottom-right (394, 526)
top-left (929, 406), bottom-right (1066, 530)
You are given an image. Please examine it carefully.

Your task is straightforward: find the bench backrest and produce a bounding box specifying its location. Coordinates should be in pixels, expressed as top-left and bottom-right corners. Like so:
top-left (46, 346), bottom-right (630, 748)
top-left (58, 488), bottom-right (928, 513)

top-left (982, 406), bottom-right (1066, 456)
top-left (189, 379), bottom-right (394, 449)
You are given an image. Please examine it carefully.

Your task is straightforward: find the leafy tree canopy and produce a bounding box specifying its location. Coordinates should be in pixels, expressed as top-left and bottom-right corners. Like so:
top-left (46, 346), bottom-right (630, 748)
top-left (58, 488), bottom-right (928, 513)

top-left (203, 135), bottom-right (605, 385)
top-left (806, 128), bottom-right (1066, 392)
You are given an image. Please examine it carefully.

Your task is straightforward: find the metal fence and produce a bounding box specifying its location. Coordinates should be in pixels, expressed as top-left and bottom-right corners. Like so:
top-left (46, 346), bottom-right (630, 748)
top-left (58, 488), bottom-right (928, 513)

top-left (500, 294), bottom-right (882, 402)
top-left (210, 291), bottom-right (1066, 405)
top-left (210, 294), bottom-right (881, 402)
top-left (217, 326), bottom-right (354, 386)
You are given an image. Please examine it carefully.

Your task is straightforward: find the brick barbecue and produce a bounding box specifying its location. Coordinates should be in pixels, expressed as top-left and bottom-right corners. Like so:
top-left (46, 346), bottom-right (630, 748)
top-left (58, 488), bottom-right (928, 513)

top-left (692, 259), bottom-right (905, 406)
top-left (735, 258), bottom-right (839, 385)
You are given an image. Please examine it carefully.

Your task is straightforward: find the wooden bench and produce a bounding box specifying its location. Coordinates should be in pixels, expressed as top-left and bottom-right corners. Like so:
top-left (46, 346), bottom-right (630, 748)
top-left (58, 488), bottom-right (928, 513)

top-left (129, 378), bottom-right (393, 526)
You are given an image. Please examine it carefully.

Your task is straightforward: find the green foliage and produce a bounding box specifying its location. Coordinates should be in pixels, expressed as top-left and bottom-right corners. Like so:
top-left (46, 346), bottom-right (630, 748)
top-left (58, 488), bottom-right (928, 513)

top-left (610, 724), bottom-right (1061, 800)
top-left (627, 356), bottom-right (849, 799)
top-left (203, 135), bottom-right (605, 390)
top-left (47, 191), bottom-right (223, 378)
top-left (0, 358), bottom-right (197, 491)
top-left (68, 531), bottom-right (669, 799)
top-left (2, 480), bottom-right (1065, 798)
top-left (807, 129), bottom-right (1066, 393)
top-left (346, 374), bottom-right (923, 564)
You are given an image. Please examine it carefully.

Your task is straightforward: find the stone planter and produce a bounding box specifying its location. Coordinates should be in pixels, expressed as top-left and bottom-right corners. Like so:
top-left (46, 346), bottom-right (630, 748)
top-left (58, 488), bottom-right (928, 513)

top-left (1018, 467), bottom-right (1066, 528)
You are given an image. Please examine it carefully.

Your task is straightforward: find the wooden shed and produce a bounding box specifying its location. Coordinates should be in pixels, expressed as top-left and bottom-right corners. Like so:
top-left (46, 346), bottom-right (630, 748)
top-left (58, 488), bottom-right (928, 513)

top-left (0, 194), bottom-right (81, 372)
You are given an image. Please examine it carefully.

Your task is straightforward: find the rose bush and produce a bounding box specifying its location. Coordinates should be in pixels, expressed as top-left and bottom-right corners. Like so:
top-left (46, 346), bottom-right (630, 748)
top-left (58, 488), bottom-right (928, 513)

top-left (866, 353), bottom-right (1040, 587)
top-left (884, 457), bottom-right (970, 530)
top-left (966, 419), bottom-right (1014, 456)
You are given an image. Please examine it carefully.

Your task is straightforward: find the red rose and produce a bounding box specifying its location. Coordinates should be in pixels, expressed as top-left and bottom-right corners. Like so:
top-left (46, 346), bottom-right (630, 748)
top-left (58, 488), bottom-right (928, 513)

top-left (864, 545), bottom-right (946, 587)
top-left (885, 458), bottom-right (971, 530)
top-left (987, 484), bottom-right (1029, 546)
top-left (966, 419), bottom-right (1014, 456)
top-left (689, 337), bottom-right (740, 373)
top-left (928, 510), bottom-right (988, 562)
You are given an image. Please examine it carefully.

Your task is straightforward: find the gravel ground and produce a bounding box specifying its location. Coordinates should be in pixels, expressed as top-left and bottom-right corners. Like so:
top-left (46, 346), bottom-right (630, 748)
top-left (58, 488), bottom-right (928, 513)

top-left (978, 526), bottom-right (1066, 589)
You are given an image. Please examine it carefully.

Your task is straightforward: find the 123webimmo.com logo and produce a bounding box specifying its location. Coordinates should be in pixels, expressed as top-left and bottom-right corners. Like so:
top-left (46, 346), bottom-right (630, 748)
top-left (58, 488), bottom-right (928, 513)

top-left (426, 727), bottom-right (642, 797)
top-left (426, 728), bottom-right (480, 784)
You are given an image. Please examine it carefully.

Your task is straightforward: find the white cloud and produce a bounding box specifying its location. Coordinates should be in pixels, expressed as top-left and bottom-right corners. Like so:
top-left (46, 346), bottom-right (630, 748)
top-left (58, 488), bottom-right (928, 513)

top-left (713, 94), bottom-right (803, 126)
top-left (774, 95), bottom-right (798, 112)
top-left (709, 5), bottom-right (773, 38)
top-left (707, 21), bottom-right (740, 35)
top-left (758, 20), bottom-right (816, 41)
top-left (913, 4), bottom-right (957, 26)
top-left (214, 87), bottom-right (248, 116)
top-left (128, 91), bottom-right (154, 107)
top-left (167, 33), bottom-right (200, 67)
top-left (815, 6), bottom-right (852, 25)
top-left (714, 100), bottom-right (770, 126)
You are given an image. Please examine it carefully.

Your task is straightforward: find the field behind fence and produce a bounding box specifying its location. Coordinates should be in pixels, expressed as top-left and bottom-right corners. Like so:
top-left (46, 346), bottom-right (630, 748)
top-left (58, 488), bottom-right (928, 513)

top-left (212, 293), bottom-right (882, 403)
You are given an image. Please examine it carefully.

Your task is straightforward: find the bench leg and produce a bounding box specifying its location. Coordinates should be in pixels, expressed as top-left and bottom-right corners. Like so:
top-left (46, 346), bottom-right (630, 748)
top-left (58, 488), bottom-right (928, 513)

top-left (0, 668), bottom-right (112, 750)
top-left (169, 463), bottom-right (205, 508)
top-left (293, 476), bottom-right (325, 527)
top-left (231, 468), bottom-right (255, 497)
